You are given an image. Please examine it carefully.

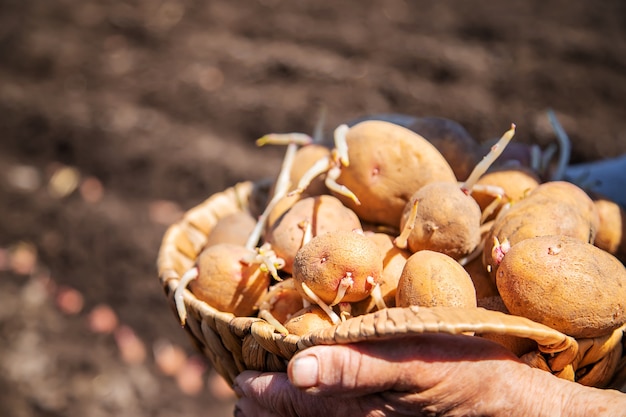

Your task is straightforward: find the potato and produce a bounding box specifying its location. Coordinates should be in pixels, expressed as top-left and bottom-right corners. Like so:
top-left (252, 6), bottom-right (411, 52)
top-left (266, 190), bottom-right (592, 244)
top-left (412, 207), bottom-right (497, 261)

top-left (483, 181), bottom-right (600, 278)
top-left (399, 181), bottom-right (482, 260)
top-left (288, 143), bottom-right (331, 196)
top-left (334, 120), bottom-right (457, 227)
top-left (204, 211), bottom-right (257, 247)
top-left (395, 250), bottom-right (477, 308)
top-left (189, 243), bottom-right (270, 317)
top-left (257, 278), bottom-right (304, 324)
top-left (496, 235), bottom-right (626, 338)
top-left (266, 192), bottom-right (302, 230)
top-left (471, 166), bottom-right (540, 219)
top-left (593, 198), bottom-right (626, 263)
top-left (292, 230), bottom-right (383, 306)
top-left (366, 232), bottom-right (410, 305)
top-left (264, 194), bottom-right (362, 274)
top-left (529, 181), bottom-right (599, 228)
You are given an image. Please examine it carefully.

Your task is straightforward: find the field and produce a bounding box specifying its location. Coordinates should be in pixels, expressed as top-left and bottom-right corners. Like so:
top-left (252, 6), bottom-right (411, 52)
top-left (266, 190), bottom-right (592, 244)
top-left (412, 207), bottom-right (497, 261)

top-left (1, 1), bottom-right (625, 416)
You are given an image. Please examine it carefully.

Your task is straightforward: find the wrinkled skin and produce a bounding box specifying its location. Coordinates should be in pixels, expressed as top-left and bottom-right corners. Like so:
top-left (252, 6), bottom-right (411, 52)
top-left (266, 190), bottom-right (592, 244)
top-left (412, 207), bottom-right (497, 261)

top-left (233, 334), bottom-right (626, 417)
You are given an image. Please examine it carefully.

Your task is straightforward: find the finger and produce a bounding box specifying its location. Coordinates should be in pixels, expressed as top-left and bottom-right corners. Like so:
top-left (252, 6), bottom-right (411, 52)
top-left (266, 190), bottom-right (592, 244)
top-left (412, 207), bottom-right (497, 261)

top-left (235, 371), bottom-right (313, 417)
top-left (288, 333), bottom-right (519, 395)
top-left (234, 370), bottom-right (394, 417)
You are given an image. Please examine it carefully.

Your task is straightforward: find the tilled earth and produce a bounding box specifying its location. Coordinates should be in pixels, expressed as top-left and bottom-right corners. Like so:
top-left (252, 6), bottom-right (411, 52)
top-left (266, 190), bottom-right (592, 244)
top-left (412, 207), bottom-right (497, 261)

top-left (1, 1), bottom-right (625, 416)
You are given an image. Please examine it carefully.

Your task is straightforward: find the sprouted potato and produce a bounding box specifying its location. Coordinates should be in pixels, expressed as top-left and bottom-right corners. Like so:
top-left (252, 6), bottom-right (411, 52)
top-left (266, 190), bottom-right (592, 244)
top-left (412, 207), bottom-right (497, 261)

top-left (496, 234), bottom-right (626, 339)
top-left (471, 166), bottom-right (540, 221)
top-left (257, 278), bottom-right (305, 335)
top-left (397, 181), bottom-right (483, 260)
top-left (395, 250), bottom-right (477, 309)
top-left (333, 120), bottom-right (457, 227)
top-left (264, 194), bottom-right (362, 274)
top-left (292, 230), bottom-right (383, 323)
top-left (289, 144), bottom-right (332, 196)
top-left (175, 243), bottom-right (274, 322)
top-left (593, 197), bottom-right (626, 263)
top-left (205, 211), bottom-right (257, 248)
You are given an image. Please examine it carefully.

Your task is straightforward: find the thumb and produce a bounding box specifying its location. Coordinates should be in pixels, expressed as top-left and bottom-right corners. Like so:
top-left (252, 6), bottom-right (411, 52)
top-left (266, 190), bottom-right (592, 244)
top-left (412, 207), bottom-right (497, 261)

top-left (288, 334), bottom-right (518, 395)
top-left (288, 343), bottom-right (397, 395)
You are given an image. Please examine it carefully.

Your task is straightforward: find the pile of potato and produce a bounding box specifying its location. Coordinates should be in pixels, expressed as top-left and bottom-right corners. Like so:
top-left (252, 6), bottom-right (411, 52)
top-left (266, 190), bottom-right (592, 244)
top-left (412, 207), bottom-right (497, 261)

top-left (175, 118), bottom-right (626, 371)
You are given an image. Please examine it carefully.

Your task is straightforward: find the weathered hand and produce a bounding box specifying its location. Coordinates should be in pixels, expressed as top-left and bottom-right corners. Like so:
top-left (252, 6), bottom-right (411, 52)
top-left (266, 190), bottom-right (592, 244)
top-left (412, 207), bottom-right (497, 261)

top-left (233, 333), bottom-right (577, 417)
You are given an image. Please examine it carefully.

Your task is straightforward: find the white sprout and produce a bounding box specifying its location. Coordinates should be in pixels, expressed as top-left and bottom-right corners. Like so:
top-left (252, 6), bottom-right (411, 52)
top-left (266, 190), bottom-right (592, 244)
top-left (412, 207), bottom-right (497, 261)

top-left (333, 124), bottom-right (350, 167)
top-left (257, 309), bottom-right (290, 335)
top-left (174, 267), bottom-right (199, 326)
top-left (241, 242), bottom-right (285, 281)
top-left (461, 124), bottom-right (516, 194)
top-left (329, 273), bottom-right (354, 306)
top-left (299, 282), bottom-right (341, 324)
top-left (367, 277), bottom-right (387, 311)
top-left (285, 123), bottom-right (361, 205)
top-left (480, 193), bottom-right (503, 224)
top-left (288, 155), bottom-right (332, 197)
top-left (247, 134), bottom-right (309, 251)
top-left (394, 198), bottom-right (419, 249)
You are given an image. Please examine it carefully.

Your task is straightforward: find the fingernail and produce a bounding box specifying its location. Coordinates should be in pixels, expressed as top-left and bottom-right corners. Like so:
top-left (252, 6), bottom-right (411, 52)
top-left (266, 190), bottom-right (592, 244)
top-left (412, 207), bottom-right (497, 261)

top-left (290, 355), bottom-right (319, 388)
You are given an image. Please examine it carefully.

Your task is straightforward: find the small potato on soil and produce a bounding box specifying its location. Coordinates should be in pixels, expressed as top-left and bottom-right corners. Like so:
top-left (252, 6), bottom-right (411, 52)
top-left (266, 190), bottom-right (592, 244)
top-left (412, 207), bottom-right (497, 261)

top-left (496, 235), bottom-right (626, 339)
top-left (395, 250), bottom-right (477, 309)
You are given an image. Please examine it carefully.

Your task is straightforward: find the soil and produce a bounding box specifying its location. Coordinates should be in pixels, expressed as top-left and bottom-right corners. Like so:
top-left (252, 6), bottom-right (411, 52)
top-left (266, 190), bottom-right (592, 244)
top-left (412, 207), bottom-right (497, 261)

top-left (1, 1), bottom-right (625, 416)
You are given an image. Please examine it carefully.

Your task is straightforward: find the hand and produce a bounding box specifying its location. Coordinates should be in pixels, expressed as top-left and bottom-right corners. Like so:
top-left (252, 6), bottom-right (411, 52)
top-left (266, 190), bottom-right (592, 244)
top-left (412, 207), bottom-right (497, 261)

top-left (233, 333), bottom-right (579, 417)
top-left (236, 335), bottom-right (531, 417)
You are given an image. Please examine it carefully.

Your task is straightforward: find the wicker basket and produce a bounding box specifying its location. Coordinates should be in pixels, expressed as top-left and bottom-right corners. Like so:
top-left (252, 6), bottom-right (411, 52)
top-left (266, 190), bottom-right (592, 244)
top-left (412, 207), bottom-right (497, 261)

top-left (157, 181), bottom-right (626, 388)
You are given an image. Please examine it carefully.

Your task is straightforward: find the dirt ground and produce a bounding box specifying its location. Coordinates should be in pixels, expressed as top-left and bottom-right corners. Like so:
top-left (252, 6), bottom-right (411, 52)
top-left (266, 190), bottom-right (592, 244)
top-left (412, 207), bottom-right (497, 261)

top-left (1, 1), bottom-right (625, 416)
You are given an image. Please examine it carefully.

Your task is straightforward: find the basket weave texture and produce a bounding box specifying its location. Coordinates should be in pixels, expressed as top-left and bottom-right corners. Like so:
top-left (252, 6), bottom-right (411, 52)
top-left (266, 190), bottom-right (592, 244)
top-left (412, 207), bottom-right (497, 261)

top-left (157, 181), bottom-right (626, 388)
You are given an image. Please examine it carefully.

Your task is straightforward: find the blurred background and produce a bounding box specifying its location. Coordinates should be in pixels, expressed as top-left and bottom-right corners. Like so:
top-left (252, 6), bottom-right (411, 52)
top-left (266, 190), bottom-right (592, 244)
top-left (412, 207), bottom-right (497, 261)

top-left (0, 1), bottom-right (625, 416)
